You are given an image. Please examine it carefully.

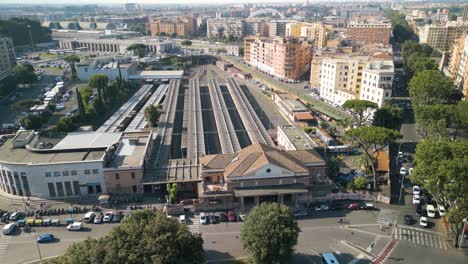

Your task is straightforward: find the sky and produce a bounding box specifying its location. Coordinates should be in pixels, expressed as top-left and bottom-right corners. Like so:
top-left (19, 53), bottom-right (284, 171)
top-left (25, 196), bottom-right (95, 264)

top-left (1, 0), bottom-right (310, 4)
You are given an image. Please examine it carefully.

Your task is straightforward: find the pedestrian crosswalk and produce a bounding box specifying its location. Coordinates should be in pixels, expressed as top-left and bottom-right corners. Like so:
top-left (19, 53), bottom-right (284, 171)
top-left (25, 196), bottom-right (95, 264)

top-left (377, 209), bottom-right (399, 226)
top-left (392, 226), bottom-right (449, 250)
top-left (0, 235), bottom-right (11, 260)
top-left (189, 215), bottom-right (200, 234)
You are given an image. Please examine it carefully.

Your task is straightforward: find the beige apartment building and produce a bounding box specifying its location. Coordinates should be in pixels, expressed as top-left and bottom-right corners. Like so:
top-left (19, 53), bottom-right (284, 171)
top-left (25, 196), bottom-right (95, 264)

top-left (419, 21), bottom-right (468, 51)
top-left (244, 36), bottom-right (312, 80)
top-left (207, 18), bottom-right (245, 39)
top-left (149, 17), bottom-right (195, 36)
top-left (448, 34), bottom-right (468, 97)
top-left (285, 22), bottom-right (329, 49)
top-left (346, 19), bottom-right (392, 45)
top-left (0, 38), bottom-right (16, 81)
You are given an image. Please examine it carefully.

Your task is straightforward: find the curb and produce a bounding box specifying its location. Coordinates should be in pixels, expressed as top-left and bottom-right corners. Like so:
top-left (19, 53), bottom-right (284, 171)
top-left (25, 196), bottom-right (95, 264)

top-left (341, 240), bottom-right (375, 259)
top-left (372, 239), bottom-right (398, 264)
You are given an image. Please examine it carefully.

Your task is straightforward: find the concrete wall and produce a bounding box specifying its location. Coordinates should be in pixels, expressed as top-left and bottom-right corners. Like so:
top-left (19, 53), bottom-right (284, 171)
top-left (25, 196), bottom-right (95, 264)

top-left (104, 168), bottom-right (143, 194)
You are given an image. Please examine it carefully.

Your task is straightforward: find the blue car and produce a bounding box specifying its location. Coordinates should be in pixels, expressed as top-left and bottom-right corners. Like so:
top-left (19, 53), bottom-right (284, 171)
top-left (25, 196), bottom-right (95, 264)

top-left (37, 233), bottom-right (55, 243)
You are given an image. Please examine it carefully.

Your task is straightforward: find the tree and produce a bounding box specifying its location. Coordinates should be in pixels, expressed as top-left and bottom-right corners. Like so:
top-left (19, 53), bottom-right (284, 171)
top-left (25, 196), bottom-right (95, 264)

top-left (413, 104), bottom-right (453, 139)
top-left (144, 104), bottom-right (162, 127)
top-left (19, 114), bottom-right (43, 130)
top-left (10, 99), bottom-right (41, 111)
top-left (64, 55), bottom-right (80, 80)
top-left (326, 156), bottom-right (340, 181)
top-left (166, 183), bottom-right (178, 204)
top-left (181, 39), bottom-right (192, 56)
top-left (353, 176), bottom-right (368, 190)
top-left (76, 87), bottom-right (86, 119)
top-left (342, 99), bottom-right (378, 127)
top-left (409, 70), bottom-right (455, 106)
top-left (372, 104), bottom-right (403, 131)
top-left (127, 23), bottom-right (146, 35)
top-left (401, 41), bottom-right (433, 62)
top-left (406, 53), bottom-right (437, 77)
top-left (127, 43), bottom-right (147, 61)
top-left (88, 74), bottom-right (109, 101)
top-left (0, 18), bottom-right (51, 46)
top-left (44, 210), bottom-right (205, 264)
top-left (56, 116), bottom-right (77, 132)
top-left (241, 203), bottom-right (300, 264)
top-left (0, 76), bottom-right (17, 96)
top-left (12, 63), bottom-right (36, 87)
top-left (346, 126), bottom-right (402, 191)
top-left (446, 207), bottom-right (468, 247)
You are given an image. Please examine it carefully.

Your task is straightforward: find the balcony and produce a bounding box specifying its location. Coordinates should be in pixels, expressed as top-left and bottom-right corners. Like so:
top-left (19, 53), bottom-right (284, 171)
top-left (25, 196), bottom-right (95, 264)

top-left (201, 183), bottom-right (231, 196)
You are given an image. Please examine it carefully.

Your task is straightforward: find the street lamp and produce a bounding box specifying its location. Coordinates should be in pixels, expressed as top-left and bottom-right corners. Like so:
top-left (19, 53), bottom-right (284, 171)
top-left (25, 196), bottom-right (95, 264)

top-left (33, 230), bottom-right (43, 262)
top-left (26, 25), bottom-right (34, 52)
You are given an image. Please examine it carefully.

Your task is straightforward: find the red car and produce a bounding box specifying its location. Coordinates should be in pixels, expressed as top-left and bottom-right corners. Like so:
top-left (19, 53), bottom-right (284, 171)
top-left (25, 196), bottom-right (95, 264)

top-left (227, 211), bottom-right (237, 222)
top-left (348, 203), bottom-right (360, 210)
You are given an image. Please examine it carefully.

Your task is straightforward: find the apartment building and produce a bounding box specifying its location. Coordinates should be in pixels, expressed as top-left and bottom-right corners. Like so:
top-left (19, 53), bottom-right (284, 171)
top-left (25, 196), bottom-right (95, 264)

top-left (149, 17), bottom-right (195, 37)
top-left (300, 22), bottom-right (329, 49)
top-left (418, 21), bottom-right (468, 51)
top-left (448, 34), bottom-right (468, 97)
top-left (244, 36), bottom-right (312, 80)
top-left (245, 19), bottom-right (268, 37)
top-left (286, 22), bottom-right (302, 37)
top-left (346, 19), bottom-right (391, 45)
top-left (0, 38), bottom-right (16, 81)
top-left (207, 18), bottom-right (245, 39)
top-left (319, 57), bottom-right (393, 107)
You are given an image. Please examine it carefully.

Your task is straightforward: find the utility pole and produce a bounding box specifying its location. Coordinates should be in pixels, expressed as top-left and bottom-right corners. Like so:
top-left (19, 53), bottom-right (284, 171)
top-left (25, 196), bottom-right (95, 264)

top-left (33, 230), bottom-right (43, 262)
top-left (27, 25), bottom-right (34, 52)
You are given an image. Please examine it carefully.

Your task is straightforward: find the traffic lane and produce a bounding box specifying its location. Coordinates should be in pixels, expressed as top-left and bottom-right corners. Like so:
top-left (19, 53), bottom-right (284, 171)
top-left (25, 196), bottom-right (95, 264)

top-left (2, 223), bottom-right (116, 264)
top-left (387, 239), bottom-right (467, 264)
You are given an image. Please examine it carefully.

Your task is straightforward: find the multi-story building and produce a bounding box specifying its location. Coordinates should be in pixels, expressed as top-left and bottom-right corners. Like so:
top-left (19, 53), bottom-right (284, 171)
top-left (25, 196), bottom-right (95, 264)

top-left (0, 38), bottom-right (16, 81)
top-left (267, 20), bottom-right (289, 37)
top-left (245, 19), bottom-right (268, 37)
top-left (286, 22), bottom-right (302, 37)
top-left (149, 17), bottom-right (195, 37)
top-left (463, 5), bottom-right (468, 22)
top-left (300, 22), bottom-right (329, 49)
top-left (198, 143), bottom-right (333, 211)
top-left (346, 19), bottom-right (391, 45)
top-left (418, 21), bottom-right (468, 51)
top-left (448, 34), bottom-right (468, 97)
top-left (319, 57), bottom-right (393, 107)
top-left (207, 18), bottom-right (245, 39)
top-left (244, 36), bottom-right (312, 80)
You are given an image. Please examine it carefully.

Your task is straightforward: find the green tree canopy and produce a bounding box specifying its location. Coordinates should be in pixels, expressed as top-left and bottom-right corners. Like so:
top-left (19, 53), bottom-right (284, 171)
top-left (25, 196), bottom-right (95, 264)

top-left (64, 55), bottom-right (80, 80)
top-left (56, 116), bottom-right (77, 132)
top-left (10, 99), bottom-right (41, 111)
top-left (44, 210), bottom-right (204, 264)
top-left (127, 23), bottom-right (146, 35)
top-left (241, 203), bottom-right (300, 264)
top-left (406, 53), bottom-right (438, 77)
top-left (0, 18), bottom-right (51, 46)
top-left (346, 126), bottom-right (402, 190)
top-left (372, 103), bottom-right (403, 131)
top-left (144, 104), bottom-right (162, 127)
top-left (342, 99), bottom-right (378, 127)
top-left (19, 114), bottom-right (43, 130)
top-left (353, 176), bottom-right (368, 190)
top-left (414, 104), bottom-right (453, 140)
top-left (409, 70), bottom-right (455, 106)
top-left (12, 63), bottom-right (36, 86)
top-left (127, 43), bottom-right (147, 59)
top-left (88, 74), bottom-right (109, 101)
top-left (325, 156), bottom-right (340, 181)
top-left (384, 10), bottom-right (416, 44)
top-left (401, 40), bottom-right (434, 62)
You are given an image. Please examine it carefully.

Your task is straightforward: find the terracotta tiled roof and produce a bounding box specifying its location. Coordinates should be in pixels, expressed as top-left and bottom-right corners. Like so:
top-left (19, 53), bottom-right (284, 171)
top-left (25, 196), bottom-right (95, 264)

top-left (293, 112), bottom-right (315, 121)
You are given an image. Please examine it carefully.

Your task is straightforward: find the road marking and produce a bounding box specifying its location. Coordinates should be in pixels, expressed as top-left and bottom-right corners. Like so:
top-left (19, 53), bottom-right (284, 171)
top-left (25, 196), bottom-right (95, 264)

top-left (347, 253), bottom-right (365, 264)
top-left (309, 248), bottom-right (320, 256)
top-left (330, 246), bottom-right (341, 254)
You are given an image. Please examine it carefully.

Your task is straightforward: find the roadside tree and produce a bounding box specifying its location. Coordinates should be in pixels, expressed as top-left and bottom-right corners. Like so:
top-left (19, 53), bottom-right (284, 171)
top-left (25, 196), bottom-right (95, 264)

top-left (56, 116), bottom-right (77, 132)
top-left (64, 55), bottom-right (80, 80)
top-left (241, 203), bottom-right (300, 264)
top-left (372, 104), bottom-right (403, 131)
top-left (342, 99), bottom-right (378, 127)
top-left (88, 74), bottom-right (109, 102)
top-left (353, 176), bottom-right (368, 190)
top-left (126, 43), bottom-right (147, 62)
top-left (409, 70), bottom-right (454, 106)
top-left (10, 99), bottom-right (41, 111)
top-left (346, 126), bottom-right (402, 191)
top-left (12, 63), bottom-right (36, 87)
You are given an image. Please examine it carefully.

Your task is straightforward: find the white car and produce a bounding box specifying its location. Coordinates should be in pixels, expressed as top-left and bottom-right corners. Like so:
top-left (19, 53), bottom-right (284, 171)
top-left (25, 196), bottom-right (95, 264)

top-left (398, 151), bottom-right (403, 159)
top-left (56, 104), bottom-right (65, 110)
top-left (103, 212), bottom-right (114, 223)
top-left (426, 205), bottom-right (436, 218)
top-left (199, 212), bottom-right (208, 225)
top-left (438, 205), bottom-right (447, 216)
top-left (412, 195), bottom-right (420, 204)
top-left (67, 222), bottom-right (83, 231)
top-left (420, 217), bottom-right (428, 228)
top-left (412, 186), bottom-right (421, 195)
top-left (400, 167), bottom-right (407, 175)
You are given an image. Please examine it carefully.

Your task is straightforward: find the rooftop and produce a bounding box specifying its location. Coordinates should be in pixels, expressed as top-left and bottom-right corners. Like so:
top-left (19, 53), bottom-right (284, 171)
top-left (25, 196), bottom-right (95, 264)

top-left (279, 125), bottom-right (317, 150)
top-left (129, 70), bottom-right (184, 80)
top-left (106, 132), bottom-right (151, 168)
top-left (53, 132), bottom-right (122, 151)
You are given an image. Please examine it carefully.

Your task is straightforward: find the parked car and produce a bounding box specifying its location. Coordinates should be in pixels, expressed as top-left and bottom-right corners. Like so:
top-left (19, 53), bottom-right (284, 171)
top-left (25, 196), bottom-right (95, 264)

top-left (2, 223), bottom-right (16, 235)
top-left (438, 205), bottom-right (447, 216)
top-left (412, 195), bottom-right (420, 205)
top-left (94, 214), bottom-right (103, 224)
top-left (179, 214), bottom-right (186, 224)
top-left (83, 212), bottom-right (95, 223)
top-left (416, 204), bottom-right (423, 216)
top-left (348, 203), bottom-right (360, 210)
top-left (403, 215), bottom-right (413, 225)
top-left (55, 104), bottom-right (65, 110)
top-left (227, 211), bottom-right (237, 222)
top-left (293, 210), bottom-right (308, 218)
top-left (200, 212), bottom-right (209, 225)
top-left (209, 215), bottom-right (219, 224)
top-left (9, 212), bottom-right (23, 221)
top-left (315, 204), bottom-right (329, 211)
top-left (426, 205), bottom-right (436, 218)
top-left (37, 233), bottom-right (55, 243)
top-left (363, 203), bottom-right (375, 210)
top-left (420, 217), bottom-right (428, 228)
top-left (400, 167), bottom-right (407, 175)
top-left (412, 186), bottom-right (421, 196)
top-left (218, 213), bottom-right (229, 222)
top-left (112, 212), bottom-right (123, 223)
top-left (67, 222), bottom-right (83, 231)
top-left (103, 212), bottom-right (114, 223)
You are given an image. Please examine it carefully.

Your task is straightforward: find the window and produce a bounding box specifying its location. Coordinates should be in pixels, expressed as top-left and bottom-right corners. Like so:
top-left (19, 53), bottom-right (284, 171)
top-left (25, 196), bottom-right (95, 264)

top-left (56, 182), bottom-right (64, 196)
top-left (62, 171), bottom-right (69, 176)
top-left (131, 173), bottom-right (135, 179)
top-left (54, 172), bottom-right (61, 177)
top-left (71, 170), bottom-right (77, 176)
top-left (84, 170), bottom-right (91, 175)
top-left (48, 183), bottom-right (56, 197)
top-left (266, 168), bottom-right (272, 173)
top-left (96, 185), bottom-right (102, 193)
top-left (45, 172), bottom-right (52, 177)
top-left (64, 182), bottom-right (73, 196)
top-left (92, 169), bottom-right (99, 174)
top-left (132, 185), bottom-right (137, 193)
top-left (115, 173), bottom-right (120, 180)
top-left (73, 181), bottom-right (81, 195)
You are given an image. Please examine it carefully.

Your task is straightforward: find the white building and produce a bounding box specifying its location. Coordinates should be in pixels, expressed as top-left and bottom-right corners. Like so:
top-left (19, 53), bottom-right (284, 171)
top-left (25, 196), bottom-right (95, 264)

top-left (359, 61), bottom-right (393, 107)
top-left (0, 130), bottom-right (123, 199)
top-left (207, 18), bottom-right (245, 39)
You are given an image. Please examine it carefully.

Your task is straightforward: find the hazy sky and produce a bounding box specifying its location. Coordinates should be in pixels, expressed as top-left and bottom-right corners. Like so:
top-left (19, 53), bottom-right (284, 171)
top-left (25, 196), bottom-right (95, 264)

top-left (2, 0), bottom-right (310, 4)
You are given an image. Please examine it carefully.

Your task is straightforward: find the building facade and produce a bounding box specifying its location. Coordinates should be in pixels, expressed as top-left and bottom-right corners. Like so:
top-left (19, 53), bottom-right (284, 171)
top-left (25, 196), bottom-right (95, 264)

top-left (346, 19), bottom-right (391, 45)
top-left (0, 38), bottom-right (16, 81)
top-left (300, 22), bottom-right (329, 49)
top-left (207, 18), bottom-right (245, 39)
top-left (244, 36), bottom-right (312, 80)
top-left (149, 17), bottom-right (195, 37)
top-left (419, 21), bottom-right (468, 51)
top-left (58, 37), bottom-right (174, 54)
top-left (448, 34), bottom-right (468, 97)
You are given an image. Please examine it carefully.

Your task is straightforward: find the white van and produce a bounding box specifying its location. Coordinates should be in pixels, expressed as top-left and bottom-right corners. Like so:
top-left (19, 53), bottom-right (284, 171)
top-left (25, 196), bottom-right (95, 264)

top-left (179, 214), bottom-right (186, 224)
top-left (427, 205), bottom-right (437, 218)
top-left (83, 212), bottom-right (95, 223)
top-left (321, 252), bottom-right (340, 264)
top-left (3, 223), bottom-right (17, 235)
top-left (67, 222), bottom-right (83, 231)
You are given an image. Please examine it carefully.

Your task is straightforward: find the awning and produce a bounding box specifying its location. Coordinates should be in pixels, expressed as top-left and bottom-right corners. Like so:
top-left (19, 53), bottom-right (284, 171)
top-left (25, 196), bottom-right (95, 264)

top-left (234, 185), bottom-right (308, 197)
top-left (294, 112), bottom-right (315, 121)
